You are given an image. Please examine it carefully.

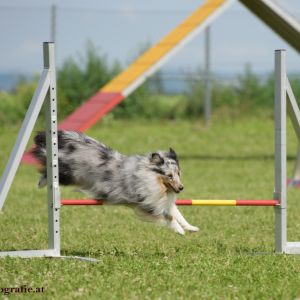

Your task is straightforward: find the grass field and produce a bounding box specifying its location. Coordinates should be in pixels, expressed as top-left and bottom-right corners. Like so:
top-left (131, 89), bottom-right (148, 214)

top-left (1, 116), bottom-right (300, 299)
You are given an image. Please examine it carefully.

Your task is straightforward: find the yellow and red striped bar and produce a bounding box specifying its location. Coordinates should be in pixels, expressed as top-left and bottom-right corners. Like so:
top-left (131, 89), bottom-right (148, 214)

top-left (61, 199), bottom-right (280, 206)
top-left (177, 199), bottom-right (279, 206)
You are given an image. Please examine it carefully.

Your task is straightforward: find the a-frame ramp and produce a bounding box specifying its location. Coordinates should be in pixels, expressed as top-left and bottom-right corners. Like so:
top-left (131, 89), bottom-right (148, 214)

top-left (58, 0), bottom-right (300, 133)
top-left (59, 0), bottom-right (235, 131)
top-left (22, 0), bottom-right (300, 164)
top-left (22, 0), bottom-right (234, 164)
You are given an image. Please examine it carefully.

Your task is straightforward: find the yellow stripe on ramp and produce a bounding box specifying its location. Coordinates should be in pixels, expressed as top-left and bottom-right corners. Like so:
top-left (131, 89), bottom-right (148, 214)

top-left (101, 0), bottom-right (227, 93)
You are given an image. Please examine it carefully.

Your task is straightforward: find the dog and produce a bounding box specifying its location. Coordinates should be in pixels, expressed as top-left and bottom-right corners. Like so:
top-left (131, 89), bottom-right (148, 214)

top-left (32, 131), bottom-right (199, 235)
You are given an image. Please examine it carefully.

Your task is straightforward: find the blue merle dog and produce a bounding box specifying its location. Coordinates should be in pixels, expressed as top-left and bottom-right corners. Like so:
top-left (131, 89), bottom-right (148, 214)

top-left (32, 131), bottom-right (199, 234)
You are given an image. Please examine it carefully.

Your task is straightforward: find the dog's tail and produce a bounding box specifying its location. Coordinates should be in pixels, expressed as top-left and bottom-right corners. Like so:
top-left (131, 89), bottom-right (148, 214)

top-left (32, 131), bottom-right (79, 188)
top-left (32, 130), bottom-right (115, 189)
top-left (32, 132), bottom-right (48, 188)
top-left (32, 131), bottom-right (55, 188)
top-left (32, 131), bottom-right (47, 165)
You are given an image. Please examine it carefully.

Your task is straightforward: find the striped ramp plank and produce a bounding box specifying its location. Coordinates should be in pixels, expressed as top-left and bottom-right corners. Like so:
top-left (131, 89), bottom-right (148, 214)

top-left (22, 0), bottom-right (231, 164)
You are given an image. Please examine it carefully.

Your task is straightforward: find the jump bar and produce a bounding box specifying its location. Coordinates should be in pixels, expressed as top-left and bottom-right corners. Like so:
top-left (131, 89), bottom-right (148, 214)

top-left (61, 199), bottom-right (280, 206)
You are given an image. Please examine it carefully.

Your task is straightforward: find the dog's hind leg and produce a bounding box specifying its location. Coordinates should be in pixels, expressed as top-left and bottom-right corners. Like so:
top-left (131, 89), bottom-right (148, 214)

top-left (38, 175), bottom-right (47, 188)
top-left (171, 205), bottom-right (199, 232)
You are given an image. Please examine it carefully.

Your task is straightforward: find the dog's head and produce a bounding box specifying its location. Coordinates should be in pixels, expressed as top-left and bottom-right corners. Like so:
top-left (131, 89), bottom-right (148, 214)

top-left (149, 148), bottom-right (183, 194)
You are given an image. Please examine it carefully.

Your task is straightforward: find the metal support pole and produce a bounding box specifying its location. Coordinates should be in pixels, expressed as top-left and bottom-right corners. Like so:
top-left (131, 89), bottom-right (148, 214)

top-left (0, 71), bottom-right (50, 211)
top-left (274, 49), bottom-right (287, 253)
top-left (204, 26), bottom-right (212, 126)
top-left (51, 5), bottom-right (57, 43)
top-left (44, 42), bottom-right (60, 255)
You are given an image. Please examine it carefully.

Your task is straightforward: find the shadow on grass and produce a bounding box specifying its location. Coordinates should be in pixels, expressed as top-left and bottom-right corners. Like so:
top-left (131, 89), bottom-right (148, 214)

top-left (62, 248), bottom-right (130, 259)
top-left (235, 246), bottom-right (276, 256)
top-left (62, 249), bottom-right (103, 256)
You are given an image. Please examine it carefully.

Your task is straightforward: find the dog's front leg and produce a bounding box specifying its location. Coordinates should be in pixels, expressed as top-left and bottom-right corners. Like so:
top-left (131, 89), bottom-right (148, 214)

top-left (171, 205), bottom-right (199, 232)
top-left (169, 218), bottom-right (185, 235)
top-left (162, 212), bottom-right (185, 235)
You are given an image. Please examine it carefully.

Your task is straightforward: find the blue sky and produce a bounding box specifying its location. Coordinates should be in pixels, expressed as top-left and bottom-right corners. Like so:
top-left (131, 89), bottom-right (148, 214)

top-left (0, 0), bottom-right (300, 75)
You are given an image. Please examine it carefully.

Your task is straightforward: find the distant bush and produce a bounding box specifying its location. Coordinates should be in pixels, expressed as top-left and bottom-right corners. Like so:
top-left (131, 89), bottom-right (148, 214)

top-left (57, 41), bottom-right (121, 117)
top-left (57, 41), bottom-right (160, 119)
top-left (184, 64), bottom-right (280, 119)
top-left (1, 45), bottom-right (300, 125)
top-left (0, 77), bottom-right (38, 124)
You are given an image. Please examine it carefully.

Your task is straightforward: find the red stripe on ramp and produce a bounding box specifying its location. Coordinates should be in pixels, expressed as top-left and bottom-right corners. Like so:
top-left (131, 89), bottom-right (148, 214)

top-left (22, 92), bottom-right (124, 164)
top-left (22, 149), bottom-right (39, 164)
top-left (58, 92), bottom-right (124, 131)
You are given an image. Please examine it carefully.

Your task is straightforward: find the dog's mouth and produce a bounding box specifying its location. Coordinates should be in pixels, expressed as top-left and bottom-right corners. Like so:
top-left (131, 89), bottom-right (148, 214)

top-left (173, 187), bottom-right (180, 194)
top-left (160, 176), bottom-right (183, 194)
top-left (167, 184), bottom-right (181, 194)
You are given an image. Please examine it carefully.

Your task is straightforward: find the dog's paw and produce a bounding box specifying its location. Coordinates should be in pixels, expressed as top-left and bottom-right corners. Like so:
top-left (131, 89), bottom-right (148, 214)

top-left (171, 223), bottom-right (185, 235)
top-left (175, 227), bottom-right (185, 235)
top-left (185, 225), bottom-right (199, 232)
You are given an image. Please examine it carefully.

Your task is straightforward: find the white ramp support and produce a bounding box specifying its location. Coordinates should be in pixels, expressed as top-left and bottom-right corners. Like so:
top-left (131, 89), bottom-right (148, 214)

top-left (0, 42), bottom-right (61, 259)
top-left (286, 79), bottom-right (300, 185)
top-left (0, 70), bottom-right (50, 211)
top-left (240, 0), bottom-right (300, 53)
top-left (286, 79), bottom-right (300, 140)
top-left (290, 148), bottom-right (300, 184)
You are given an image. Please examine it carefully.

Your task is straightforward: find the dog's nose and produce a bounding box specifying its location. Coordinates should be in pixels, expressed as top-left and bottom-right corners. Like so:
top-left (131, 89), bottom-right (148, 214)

top-left (179, 185), bottom-right (184, 191)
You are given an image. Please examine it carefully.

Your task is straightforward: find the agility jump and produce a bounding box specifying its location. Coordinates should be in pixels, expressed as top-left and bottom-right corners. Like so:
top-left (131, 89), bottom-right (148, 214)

top-left (59, 49), bottom-right (298, 254)
top-left (0, 44), bottom-right (299, 258)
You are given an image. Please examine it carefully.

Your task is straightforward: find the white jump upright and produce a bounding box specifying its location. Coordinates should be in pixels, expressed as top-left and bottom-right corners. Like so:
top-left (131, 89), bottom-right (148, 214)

top-left (0, 42), bottom-right (61, 258)
top-left (274, 49), bottom-right (287, 253)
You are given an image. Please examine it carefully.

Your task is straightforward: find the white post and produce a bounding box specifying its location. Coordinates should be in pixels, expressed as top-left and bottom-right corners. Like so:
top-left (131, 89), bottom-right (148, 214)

top-left (274, 49), bottom-right (287, 253)
top-left (44, 42), bottom-right (61, 255)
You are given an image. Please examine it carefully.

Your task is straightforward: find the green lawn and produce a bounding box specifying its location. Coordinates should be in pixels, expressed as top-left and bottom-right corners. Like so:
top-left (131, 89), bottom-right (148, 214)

top-left (1, 116), bottom-right (300, 299)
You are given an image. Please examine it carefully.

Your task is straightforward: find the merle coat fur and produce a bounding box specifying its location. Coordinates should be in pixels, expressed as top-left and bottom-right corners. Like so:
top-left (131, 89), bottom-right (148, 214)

top-left (32, 131), bottom-right (198, 234)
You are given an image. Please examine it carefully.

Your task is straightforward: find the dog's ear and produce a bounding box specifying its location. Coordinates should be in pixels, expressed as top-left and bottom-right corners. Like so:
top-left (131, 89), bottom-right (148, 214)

top-left (150, 152), bottom-right (164, 165)
top-left (168, 148), bottom-right (178, 161)
top-left (169, 148), bottom-right (177, 158)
